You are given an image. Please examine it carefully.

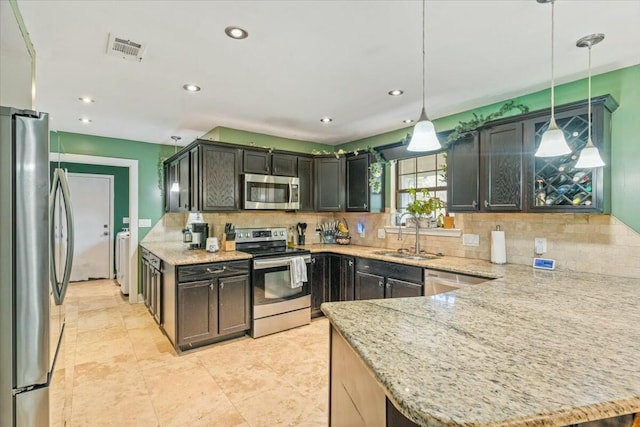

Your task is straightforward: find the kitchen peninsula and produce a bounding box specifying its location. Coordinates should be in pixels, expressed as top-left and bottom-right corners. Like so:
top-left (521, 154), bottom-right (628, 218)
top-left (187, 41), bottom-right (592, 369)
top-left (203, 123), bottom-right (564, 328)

top-left (322, 265), bottom-right (640, 427)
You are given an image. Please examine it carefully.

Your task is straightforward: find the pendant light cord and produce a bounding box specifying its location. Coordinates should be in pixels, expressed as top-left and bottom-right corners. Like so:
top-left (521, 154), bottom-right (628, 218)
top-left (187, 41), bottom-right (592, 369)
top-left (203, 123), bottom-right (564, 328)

top-left (588, 44), bottom-right (592, 143)
top-left (550, 0), bottom-right (556, 119)
top-left (421, 0), bottom-right (426, 112)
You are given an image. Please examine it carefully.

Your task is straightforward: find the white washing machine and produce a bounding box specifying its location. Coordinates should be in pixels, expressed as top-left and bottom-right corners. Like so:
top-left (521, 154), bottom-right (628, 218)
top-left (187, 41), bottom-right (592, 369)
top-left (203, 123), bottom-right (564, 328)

top-left (115, 230), bottom-right (130, 294)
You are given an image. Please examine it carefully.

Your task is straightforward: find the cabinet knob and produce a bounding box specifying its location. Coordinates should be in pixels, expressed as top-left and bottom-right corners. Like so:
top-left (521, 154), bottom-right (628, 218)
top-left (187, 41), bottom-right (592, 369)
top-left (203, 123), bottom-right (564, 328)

top-left (472, 200), bottom-right (478, 208)
top-left (364, 203), bottom-right (368, 209)
top-left (378, 281), bottom-right (383, 287)
top-left (220, 282), bottom-right (224, 289)
top-left (484, 200), bottom-right (490, 208)
top-left (311, 258), bottom-right (316, 264)
top-left (348, 260), bottom-right (353, 266)
top-left (386, 283), bottom-right (390, 289)
top-left (209, 283), bottom-right (214, 290)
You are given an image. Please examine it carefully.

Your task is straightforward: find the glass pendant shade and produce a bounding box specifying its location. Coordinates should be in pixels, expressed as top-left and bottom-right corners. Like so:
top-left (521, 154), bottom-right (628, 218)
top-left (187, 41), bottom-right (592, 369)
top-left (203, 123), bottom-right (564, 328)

top-left (574, 139), bottom-right (604, 168)
top-left (407, 108), bottom-right (441, 152)
top-left (170, 182), bottom-right (180, 192)
top-left (535, 117), bottom-right (572, 157)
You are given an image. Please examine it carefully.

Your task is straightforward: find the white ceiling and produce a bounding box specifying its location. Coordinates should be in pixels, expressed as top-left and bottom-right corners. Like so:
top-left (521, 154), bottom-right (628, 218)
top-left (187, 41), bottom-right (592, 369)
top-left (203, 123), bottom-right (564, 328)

top-left (2, 0), bottom-right (639, 147)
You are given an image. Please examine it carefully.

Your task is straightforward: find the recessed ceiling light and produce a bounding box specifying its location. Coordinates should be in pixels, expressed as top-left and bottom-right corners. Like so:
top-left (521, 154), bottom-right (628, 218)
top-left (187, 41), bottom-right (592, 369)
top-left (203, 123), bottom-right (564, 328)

top-left (78, 96), bottom-right (95, 103)
top-left (183, 84), bottom-right (201, 92)
top-left (79, 118), bottom-right (92, 124)
top-left (320, 117), bottom-right (333, 123)
top-left (388, 89), bottom-right (404, 96)
top-left (403, 119), bottom-right (414, 124)
top-left (225, 26), bottom-right (248, 40)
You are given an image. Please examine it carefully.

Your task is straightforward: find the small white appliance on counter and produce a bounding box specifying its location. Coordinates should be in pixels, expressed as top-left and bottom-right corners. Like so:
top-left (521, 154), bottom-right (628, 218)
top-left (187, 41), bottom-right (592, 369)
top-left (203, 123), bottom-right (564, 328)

top-left (115, 230), bottom-right (130, 294)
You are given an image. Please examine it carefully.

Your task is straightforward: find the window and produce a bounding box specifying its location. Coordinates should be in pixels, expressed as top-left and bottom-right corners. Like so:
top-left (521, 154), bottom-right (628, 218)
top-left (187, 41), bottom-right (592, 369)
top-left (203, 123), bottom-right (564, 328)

top-left (396, 152), bottom-right (447, 221)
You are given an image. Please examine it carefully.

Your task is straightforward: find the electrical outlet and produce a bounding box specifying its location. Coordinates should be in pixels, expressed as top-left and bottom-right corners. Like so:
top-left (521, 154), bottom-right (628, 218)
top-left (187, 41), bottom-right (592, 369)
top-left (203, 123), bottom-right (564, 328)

top-left (534, 237), bottom-right (547, 254)
top-left (123, 217), bottom-right (130, 224)
top-left (377, 229), bottom-right (386, 239)
top-left (462, 234), bottom-right (480, 247)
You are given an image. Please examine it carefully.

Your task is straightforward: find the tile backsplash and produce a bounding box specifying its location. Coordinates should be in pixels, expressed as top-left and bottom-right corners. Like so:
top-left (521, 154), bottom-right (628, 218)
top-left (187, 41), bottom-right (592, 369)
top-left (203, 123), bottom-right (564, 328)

top-left (143, 210), bottom-right (640, 279)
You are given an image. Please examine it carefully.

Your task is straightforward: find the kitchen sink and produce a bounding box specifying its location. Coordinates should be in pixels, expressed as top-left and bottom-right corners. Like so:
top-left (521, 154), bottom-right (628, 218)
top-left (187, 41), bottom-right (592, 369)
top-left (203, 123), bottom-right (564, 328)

top-left (373, 251), bottom-right (443, 261)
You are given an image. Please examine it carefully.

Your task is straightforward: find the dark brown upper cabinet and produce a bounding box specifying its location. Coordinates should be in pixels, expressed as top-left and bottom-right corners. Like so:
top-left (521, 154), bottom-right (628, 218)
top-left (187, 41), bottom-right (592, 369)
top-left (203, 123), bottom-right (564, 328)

top-left (297, 156), bottom-right (314, 211)
top-left (346, 153), bottom-right (370, 212)
top-left (480, 122), bottom-right (524, 212)
top-left (200, 144), bottom-right (241, 211)
top-left (315, 156), bottom-right (345, 212)
top-left (446, 95), bottom-right (617, 213)
top-left (242, 149), bottom-right (298, 177)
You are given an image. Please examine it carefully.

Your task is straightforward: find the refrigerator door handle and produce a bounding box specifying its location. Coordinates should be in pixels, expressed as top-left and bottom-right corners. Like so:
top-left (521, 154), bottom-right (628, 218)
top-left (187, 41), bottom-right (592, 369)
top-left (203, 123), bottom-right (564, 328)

top-left (50, 168), bottom-right (74, 305)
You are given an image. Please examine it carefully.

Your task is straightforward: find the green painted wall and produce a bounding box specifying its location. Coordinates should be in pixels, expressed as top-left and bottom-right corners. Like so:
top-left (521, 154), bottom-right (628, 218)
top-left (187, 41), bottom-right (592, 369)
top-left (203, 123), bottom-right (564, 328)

top-left (337, 64), bottom-right (640, 233)
top-left (202, 126), bottom-right (332, 153)
top-left (50, 131), bottom-right (175, 241)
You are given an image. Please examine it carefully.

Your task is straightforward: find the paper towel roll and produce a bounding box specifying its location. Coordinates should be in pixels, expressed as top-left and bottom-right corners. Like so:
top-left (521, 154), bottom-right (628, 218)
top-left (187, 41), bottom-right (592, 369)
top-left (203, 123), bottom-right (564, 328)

top-left (491, 230), bottom-right (506, 264)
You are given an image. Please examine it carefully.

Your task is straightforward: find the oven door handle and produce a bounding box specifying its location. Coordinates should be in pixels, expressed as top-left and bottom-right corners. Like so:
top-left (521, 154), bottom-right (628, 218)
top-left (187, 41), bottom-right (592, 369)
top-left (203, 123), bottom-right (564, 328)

top-left (253, 255), bottom-right (311, 270)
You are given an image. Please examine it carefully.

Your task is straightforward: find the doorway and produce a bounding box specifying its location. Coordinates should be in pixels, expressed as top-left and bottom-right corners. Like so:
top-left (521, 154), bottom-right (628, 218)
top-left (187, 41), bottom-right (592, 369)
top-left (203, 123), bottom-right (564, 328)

top-left (66, 173), bottom-right (114, 281)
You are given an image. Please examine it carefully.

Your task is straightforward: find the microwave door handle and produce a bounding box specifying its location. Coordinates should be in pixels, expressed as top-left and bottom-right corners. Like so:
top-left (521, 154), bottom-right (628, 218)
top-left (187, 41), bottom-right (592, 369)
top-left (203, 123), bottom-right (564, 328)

top-left (288, 182), bottom-right (293, 204)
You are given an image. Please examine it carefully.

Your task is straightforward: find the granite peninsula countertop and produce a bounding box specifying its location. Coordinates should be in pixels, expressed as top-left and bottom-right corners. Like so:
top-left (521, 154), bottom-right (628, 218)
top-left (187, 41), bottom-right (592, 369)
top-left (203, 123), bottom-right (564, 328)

top-left (322, 268), bottom-right (640, 426)
top-left (140, 241), bottom-right (252, 265)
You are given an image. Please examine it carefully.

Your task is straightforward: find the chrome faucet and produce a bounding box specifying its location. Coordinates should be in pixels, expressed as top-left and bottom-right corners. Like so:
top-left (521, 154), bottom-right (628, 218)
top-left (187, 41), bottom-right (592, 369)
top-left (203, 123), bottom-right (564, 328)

top-left (397, 212), bottom-right (421, 254)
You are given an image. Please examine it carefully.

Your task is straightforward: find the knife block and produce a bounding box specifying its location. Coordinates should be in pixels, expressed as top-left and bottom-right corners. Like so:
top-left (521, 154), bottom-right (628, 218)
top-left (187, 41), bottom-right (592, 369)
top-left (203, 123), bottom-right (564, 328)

top-left (221, 234), bottom-right (236, 252)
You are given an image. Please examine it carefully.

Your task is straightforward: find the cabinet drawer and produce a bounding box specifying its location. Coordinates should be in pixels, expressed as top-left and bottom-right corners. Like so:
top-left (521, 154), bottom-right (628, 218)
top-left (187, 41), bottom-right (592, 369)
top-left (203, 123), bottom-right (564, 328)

top-left (177, 260), bottom-right (249, 283)
top-left (355, 258), bottom-right (422, 284)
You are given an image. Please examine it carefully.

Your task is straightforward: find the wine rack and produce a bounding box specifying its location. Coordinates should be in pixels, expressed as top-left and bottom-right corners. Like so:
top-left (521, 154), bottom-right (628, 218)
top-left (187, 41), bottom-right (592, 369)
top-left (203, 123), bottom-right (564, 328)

top-left (533, 113), bottom-right (595, 208)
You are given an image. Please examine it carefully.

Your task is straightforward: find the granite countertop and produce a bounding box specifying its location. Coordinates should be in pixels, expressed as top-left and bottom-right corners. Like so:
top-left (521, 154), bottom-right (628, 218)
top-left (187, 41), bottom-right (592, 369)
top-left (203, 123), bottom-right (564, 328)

top-left (322, 268), bottom-right (640, 426)
top-left (140, 241), bottom-right (252, 265)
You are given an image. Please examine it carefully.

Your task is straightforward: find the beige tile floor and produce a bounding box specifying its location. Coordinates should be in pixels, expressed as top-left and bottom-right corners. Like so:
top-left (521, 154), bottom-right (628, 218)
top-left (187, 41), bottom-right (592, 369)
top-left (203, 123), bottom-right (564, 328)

top-left (57, 279), bottom-right (330, 426)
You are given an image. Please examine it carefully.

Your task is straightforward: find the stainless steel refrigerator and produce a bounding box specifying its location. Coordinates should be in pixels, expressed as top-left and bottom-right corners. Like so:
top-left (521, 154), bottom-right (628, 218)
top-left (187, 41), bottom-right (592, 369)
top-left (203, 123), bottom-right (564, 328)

top-left (0, 107), bottom-right (74, 426)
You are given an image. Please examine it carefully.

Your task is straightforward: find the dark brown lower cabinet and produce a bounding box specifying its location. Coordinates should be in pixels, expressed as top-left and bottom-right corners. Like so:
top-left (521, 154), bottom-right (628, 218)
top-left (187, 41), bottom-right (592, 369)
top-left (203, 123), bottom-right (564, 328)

top-left (355, 271), bottom-right (385, 300)
top-left (178, 280), bottom-right (217, 346)
top-left (177, 274), bottom-right (249, 349)
top-left (311, 254), bottom-right (329, 318)
top-left (341, 256), bottom-right (355, 301)
top-left (355, 258), bottom-right (424, 300)
top-left (218, 275), bottom-right (251, 335)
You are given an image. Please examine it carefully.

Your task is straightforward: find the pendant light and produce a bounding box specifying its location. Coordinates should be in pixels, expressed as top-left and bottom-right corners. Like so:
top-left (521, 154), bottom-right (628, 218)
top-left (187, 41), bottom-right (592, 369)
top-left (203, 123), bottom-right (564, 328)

top-left (574, 33), bottom-right (605, 168)
top-left (535, 0), bottom-right (571, 157)
top-left (407, 0), bottom-right (441, 152)
top-left (169, 136), bottom-right (181, 193)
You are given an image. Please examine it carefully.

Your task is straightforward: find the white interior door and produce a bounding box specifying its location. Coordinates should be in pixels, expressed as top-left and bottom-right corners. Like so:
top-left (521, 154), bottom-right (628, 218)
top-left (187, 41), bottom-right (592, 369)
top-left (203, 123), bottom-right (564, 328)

top-left (66, 173), bottom-right (113, 281)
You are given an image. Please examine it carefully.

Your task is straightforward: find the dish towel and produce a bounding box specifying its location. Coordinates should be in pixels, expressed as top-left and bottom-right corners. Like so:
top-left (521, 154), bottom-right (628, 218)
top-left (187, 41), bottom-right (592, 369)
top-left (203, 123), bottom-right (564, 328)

top-left (289, 257), bottom-right (308, 289)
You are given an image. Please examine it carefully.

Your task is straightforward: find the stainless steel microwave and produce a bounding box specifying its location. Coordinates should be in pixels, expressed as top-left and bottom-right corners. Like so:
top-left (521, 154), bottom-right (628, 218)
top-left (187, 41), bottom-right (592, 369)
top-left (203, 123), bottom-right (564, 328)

top-left (243, 173), bottom-right (300, 210)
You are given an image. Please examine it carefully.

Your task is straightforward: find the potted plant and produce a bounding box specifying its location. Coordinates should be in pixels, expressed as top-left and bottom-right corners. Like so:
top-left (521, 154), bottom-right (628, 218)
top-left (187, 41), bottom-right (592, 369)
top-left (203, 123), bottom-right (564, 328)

top-left (404, 188), bottom-right (443, 228)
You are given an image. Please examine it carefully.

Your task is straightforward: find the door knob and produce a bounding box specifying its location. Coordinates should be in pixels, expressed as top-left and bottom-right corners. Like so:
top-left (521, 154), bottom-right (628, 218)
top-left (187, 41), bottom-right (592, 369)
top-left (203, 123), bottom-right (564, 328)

top-left (103, 231), bottom-right (109, 236)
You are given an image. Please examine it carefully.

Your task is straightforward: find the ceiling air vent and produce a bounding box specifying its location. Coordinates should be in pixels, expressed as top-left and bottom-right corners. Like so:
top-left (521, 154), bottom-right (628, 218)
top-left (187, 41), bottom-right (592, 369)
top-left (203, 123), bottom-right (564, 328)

top-left (106, 33), bottom-right (146, 62)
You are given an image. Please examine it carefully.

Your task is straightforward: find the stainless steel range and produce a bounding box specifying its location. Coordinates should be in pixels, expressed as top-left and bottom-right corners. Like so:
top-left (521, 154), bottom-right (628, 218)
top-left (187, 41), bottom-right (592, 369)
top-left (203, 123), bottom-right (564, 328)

top-left (235, 227), bottom-right (311, 338)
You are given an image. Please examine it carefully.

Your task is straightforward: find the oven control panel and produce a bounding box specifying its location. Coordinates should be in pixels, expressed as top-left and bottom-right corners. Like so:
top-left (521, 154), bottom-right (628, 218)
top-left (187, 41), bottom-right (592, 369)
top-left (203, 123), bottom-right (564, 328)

top-left (235, 227), bottom-right (287, 243)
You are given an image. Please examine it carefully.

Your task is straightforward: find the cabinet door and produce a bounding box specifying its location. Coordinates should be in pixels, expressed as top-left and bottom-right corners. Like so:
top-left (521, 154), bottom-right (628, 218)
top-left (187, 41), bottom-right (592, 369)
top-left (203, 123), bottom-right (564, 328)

top-left (243, 150), bottom-right (270, 174)
top-left (218, 275), bottom-right (250, 336)
top-left (178, 280), bottom-right (217, 346)
top-left (311, 255), bottom-right (328, 317)
top-left (201, 145), bottom-right (240, 211)
top-left (167, 160), bottom-right (179, 212)
top-left (355, 271), bottom-right (384, 300)
top-left (271, 153), bottom-right (297, 177)
top-left (315, 157), bottom-right (345, 212)
top-left (329, 255), bottom-right (342, 302)
top-left (178, 154), bottom-right (190, 211)
top-left (447, 133), bottom-right (480, 212)
top-left (341, 256), bottom-right (355, 301)
top-left (190, 147), bottom-right (199, 212)
top-left (297, 157), bottom-right (314, 211)
top-left (141, 259), bottom-right (150, 308)
top-left (346, 154), bottom-right (369, 212)
top-left (386, 278), bottom-right (423, 298)
top-left (152, 269), bottom-right (162, 324)
top-left (481, 123), bottom-right (523, 211)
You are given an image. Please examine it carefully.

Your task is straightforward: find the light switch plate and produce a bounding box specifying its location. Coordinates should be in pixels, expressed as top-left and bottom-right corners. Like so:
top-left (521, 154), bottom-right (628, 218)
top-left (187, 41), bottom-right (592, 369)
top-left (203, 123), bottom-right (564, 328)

top-left (377, 229), bottom-right (386, 239)
top-left (123, 217), bottom-right (130, 224)
top-left (534, 237), bottom-right (547, 254)
top-left (462, 234), bottom-right (480, 246)
top-left (139, 218), bottom-right (151, 227)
